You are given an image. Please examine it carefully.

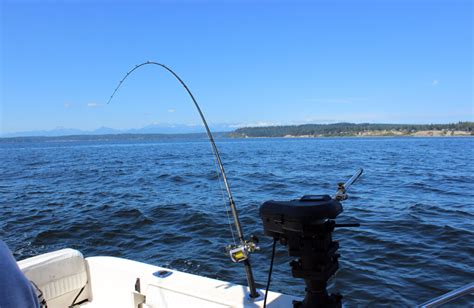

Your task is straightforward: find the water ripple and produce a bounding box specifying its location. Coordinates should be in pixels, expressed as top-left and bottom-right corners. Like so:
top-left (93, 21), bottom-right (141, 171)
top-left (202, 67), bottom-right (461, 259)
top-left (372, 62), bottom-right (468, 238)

top-left (0, 137), bottom-right (473, 306)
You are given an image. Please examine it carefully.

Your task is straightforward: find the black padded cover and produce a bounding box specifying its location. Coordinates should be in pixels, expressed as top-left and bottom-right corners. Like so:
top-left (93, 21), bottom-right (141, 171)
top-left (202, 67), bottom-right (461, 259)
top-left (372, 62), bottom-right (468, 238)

top-left (260, 194), bottom-right (342, 220)
top-left (260, 194), bottom-right (343, 236)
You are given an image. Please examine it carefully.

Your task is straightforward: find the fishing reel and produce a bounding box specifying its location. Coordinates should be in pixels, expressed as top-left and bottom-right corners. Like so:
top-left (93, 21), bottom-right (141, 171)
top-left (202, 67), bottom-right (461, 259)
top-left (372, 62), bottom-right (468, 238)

top-left (226, 235), bottom-right (260, 263)
top-left (259, 169), bottom-right (363, 308)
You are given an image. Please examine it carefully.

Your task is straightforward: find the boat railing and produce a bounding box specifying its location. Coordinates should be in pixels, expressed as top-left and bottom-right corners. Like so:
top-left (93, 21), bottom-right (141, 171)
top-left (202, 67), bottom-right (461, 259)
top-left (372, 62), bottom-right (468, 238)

top-left (418, 282), bottom-right (474, 307)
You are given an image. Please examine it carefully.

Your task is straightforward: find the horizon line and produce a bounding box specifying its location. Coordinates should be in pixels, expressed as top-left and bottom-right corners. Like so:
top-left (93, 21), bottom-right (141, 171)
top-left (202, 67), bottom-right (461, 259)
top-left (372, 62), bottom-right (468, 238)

top-left (1, 121), bottom-right (472, 139)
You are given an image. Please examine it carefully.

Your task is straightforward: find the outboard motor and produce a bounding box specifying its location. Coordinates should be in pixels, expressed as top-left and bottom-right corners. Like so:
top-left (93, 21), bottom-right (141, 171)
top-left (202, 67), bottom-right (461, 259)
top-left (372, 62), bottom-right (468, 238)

top-left (259, 169), bottom-right (363, 308)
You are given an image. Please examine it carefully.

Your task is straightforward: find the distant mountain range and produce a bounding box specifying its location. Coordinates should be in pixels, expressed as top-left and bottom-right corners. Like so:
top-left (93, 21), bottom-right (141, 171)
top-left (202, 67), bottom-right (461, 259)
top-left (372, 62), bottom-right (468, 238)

top-left (0, 123), bottom-right (236, 138)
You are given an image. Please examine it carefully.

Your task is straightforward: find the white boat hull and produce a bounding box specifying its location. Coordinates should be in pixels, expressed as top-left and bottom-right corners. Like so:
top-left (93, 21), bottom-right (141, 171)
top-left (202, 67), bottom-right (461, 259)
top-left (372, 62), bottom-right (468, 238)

top-left (18, 249), bottom-right (297, 308)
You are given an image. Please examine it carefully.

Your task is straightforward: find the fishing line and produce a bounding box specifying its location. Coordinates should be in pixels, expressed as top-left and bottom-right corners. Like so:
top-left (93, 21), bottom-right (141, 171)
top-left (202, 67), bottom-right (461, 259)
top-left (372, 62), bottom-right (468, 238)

top-left (107, 61), bottom-right (258, 298)
top-left (207, 140), bottom-right (237, 245)
top-left (108, 61), bottom-right (238, 240)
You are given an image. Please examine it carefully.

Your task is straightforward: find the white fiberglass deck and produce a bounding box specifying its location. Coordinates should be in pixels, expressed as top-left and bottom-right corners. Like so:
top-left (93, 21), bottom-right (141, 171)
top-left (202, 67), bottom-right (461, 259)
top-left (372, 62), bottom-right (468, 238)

top-left (18, 248), bottom-right (297, 308)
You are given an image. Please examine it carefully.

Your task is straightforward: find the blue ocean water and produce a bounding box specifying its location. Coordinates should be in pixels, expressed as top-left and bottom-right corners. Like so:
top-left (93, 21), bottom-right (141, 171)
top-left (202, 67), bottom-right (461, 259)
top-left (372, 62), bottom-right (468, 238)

top-left (0, 137), bottom-right (473, 306)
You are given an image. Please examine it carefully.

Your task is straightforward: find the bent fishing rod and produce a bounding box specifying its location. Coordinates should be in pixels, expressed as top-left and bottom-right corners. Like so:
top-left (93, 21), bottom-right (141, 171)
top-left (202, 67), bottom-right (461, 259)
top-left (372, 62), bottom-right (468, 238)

top-left (107, 61), bottom-right (259, 299)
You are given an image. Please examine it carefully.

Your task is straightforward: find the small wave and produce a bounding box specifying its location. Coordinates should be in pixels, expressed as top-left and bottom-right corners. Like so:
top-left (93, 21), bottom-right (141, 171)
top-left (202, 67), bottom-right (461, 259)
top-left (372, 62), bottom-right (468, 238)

top-left (171, 175), bottom-right (185, 182)
top-left (108, 207), bottom-right (155, 226)
top-left (262, 182), bottom-right (288, 189)
top-left (206, 172), bottom-right (219, 180)
top-left (25, 161), bottom-right (48, 167)
top-left (33, 229), bottom-right (69, 244)
top-left (47, 202), bottom-right (64, 207)
top-left (408, 203), bottom-right (474, 218)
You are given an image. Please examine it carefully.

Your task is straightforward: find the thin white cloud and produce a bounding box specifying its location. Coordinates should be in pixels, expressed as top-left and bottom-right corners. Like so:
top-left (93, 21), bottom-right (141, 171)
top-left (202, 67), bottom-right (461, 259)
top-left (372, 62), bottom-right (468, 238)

top-left (229, 121), bottom-right (282, 128)
top-left (306, 98), bottom-right (356, 104)
top-left (168, 108), bottom-right (176, 113)
top-left (64, 102), bottom-right (72, 108)
top-left (306, 97), bottom-right (366, 104)
top-left (87, 102), bottom-right (99, 108)
top-left (432, 79), bottom-right (439, 86)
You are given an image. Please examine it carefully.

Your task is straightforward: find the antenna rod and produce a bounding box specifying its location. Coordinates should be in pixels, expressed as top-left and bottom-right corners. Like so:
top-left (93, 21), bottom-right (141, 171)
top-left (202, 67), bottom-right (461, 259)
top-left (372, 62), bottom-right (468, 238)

top-left (343, 168), bottom-right (364, 192)
top-left (107, 61), bottom-right (259, 298)
top-left (335, 168), bottom-right (364, 201)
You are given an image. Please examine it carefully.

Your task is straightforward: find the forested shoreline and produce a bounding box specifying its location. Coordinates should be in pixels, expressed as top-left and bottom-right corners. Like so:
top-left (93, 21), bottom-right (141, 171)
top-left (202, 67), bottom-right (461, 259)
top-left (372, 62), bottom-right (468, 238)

top-left (230, 122), bottom-right (474, 138)
top-left (1, 122), bottom-right (473, 142)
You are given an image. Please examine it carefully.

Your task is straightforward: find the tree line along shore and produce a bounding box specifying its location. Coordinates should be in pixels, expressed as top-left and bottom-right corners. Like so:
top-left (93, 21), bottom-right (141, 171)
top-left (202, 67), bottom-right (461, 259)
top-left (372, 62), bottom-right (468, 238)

top-left (229, 122), bottom-right (474, 138)
top-left (1, 122), bottom-right (472, 143)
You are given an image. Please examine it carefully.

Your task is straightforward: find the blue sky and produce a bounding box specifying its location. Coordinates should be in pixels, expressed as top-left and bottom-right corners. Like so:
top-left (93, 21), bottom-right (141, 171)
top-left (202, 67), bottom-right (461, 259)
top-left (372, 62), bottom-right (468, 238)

top-left (0, 0), bottom-right (472, 134)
